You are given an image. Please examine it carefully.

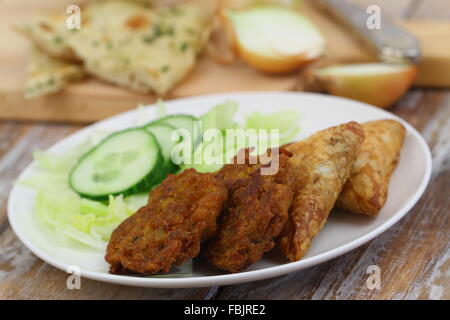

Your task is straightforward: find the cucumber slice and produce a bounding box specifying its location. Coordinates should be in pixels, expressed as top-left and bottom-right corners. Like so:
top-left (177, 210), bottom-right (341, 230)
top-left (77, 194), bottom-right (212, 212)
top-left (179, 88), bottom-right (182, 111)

top-left (154, 114), bottom-right (202, 147)
top-left (144, 123), bottom-right (179, 173)
top-left (69, 128), bottom-right (165, 200)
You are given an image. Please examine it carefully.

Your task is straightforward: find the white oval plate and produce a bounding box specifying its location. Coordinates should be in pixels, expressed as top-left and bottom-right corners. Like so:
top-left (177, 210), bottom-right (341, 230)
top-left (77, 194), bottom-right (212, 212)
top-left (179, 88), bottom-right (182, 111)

top-left (8, 92), bottom-right (432, 288)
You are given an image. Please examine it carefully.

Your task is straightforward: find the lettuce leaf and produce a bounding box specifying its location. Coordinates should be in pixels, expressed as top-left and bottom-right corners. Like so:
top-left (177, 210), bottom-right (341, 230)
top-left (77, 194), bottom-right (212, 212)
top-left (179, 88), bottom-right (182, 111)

top-left (20, 147), bottom-right (146, 250)
top-left (183, 104), bottom-right (301, 173)
top-left (20, 101), bottom-right (301, 256)
top-left (244, 109), bottom-right (300, 145)
top-left (200, 100), bottom-right (239, 133)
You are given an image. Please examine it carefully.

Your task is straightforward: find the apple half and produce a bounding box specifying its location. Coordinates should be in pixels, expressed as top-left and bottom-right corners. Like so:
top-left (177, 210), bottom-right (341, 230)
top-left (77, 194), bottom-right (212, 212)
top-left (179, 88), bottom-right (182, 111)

top-left (309, 63), bottom-right (418, 108)
top-left (223, 6), bottom-right (326, 74)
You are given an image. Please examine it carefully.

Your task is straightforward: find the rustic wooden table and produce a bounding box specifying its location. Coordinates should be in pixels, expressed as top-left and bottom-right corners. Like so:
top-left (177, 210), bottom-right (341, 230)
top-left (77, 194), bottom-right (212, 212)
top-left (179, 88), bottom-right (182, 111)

top-left (0, 0), bottom-right (448, 300)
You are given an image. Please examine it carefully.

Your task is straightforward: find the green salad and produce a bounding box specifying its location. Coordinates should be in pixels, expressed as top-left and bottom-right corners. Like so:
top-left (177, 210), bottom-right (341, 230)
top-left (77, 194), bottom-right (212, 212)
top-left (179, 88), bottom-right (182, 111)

top-left (19, 101), bottom-right (300, 250)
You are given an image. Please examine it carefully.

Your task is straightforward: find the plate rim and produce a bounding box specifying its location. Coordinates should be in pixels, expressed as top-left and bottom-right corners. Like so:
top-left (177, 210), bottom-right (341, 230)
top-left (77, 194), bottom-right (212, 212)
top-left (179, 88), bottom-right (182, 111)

top-left (7, 91), bottom-right (433, 288)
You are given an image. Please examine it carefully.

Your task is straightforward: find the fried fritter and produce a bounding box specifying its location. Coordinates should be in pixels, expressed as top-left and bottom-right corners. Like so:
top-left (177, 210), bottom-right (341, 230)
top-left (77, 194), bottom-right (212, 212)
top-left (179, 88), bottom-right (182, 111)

top-left (336, 119), bottom-right (406, 215)
top-left (215, 147), bottom-right (294, 189)
top-left (206, 148), bottom-right (293, 273)
top-left (206, 170), bottom-right (292, 273)
top-left (278, 122), bottom-right (365, 261)
top-left (105, 169), bottom-right (228, 275)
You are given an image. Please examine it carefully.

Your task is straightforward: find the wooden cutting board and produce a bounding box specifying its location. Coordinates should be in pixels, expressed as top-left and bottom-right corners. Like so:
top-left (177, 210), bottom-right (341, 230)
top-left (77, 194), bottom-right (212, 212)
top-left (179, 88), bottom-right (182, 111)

top-left (0, 0), bottom-right (449, 123)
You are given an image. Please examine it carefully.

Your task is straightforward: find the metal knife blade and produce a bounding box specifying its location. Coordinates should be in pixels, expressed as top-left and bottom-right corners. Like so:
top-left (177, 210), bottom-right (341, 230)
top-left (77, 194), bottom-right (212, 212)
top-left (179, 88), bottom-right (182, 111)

top-left (310, 0), bottom-right (421, 64)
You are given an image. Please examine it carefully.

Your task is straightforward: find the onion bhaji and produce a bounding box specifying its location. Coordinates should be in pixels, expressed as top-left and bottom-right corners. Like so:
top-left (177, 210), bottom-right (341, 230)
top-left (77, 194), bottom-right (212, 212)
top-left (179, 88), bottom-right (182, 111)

top-left (337, 119), bottom-right (406, 215)
top-left (278, 122), bottom-right (365, 261)
top-left (105, 169), bottom-right (228, 275)
top-left (206, 148), bottom-right (293, 273)
top-left (215, 147), bottom-right (294, 188)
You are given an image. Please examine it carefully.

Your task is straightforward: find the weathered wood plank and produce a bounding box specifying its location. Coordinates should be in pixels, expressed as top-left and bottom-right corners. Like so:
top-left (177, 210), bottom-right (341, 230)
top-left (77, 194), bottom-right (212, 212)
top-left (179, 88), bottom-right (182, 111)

top-left (420, 94), bottom-right (450, 176)
top-left (0, 122), bottom-right (211, 299)
top-left (2, 0), bottom-right (449, 300)
top-left (217, 0), bottom-right (450, 300)
top-left (0, 122), bottom-right (30, 226)
top-left (0, 123), bottom-right (79, 224)
top-left (216, 0), bottom-right (437, 301)
top-left (217, 91), bottom-right (450, 300)
top-left (417, 245), bottom-right (450, 300)
top-left (216, 178), bottom-right (448, 300)
top-left (0, 228), bottom-right (210, 299)
top-left (0, 122), bottom-right (29, 160)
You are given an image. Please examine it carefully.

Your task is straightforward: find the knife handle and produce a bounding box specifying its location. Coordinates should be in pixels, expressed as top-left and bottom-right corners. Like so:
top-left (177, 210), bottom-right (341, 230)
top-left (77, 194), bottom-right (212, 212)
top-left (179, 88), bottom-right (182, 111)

top-left (310, 0), bottom-right (421, 64)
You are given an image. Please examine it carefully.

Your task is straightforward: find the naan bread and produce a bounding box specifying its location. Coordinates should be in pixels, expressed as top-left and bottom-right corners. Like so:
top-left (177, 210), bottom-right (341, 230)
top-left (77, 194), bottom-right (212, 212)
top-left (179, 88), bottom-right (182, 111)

top-left (15, 12), bottom-right (79, 61)
top-left (24, 46), bottom-right (85, 99)
top-left (17, 0), bottom-right (213, 96)
top-left (69, 1), bottom-right (212, 95)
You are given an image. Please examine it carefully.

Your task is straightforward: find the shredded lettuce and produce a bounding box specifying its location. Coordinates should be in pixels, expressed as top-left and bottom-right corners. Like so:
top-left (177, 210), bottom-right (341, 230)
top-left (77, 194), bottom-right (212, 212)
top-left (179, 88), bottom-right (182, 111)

top-left (20, 148), bottom-right (147, 250)
top-left (182, 138), bottom-right (227, 173)
top-left (155, 98), bottom-right (167, 118)
top-left (183, 103), bottom-right (301, 173)
top-left (180, 101), bottom-right (238, 172)
top-left (244, 109), bottom-right (300, 145)
top-left (20, 101), bottom-right (301, 258)
top-left (200, 100), bottom-right (239, 133)
top-left (181, 130), bottom-right (278, 173)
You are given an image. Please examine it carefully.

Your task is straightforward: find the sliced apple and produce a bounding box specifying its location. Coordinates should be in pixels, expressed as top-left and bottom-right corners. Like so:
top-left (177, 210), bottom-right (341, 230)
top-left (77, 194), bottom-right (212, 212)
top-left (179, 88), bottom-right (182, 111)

top-left (309, 63), bottom-right (417, 108)
top-left (223, 6), bottom-right (326, 74)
